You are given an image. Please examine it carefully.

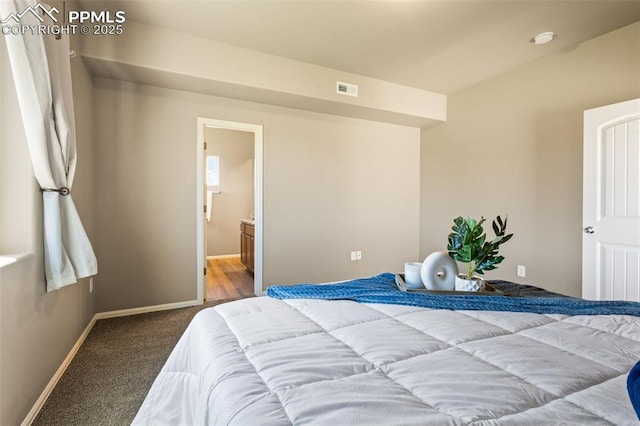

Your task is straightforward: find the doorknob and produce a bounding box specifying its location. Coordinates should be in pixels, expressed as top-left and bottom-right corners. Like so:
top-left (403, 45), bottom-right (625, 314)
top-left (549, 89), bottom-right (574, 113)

top-left (583, 226), bottom-right (595, 234)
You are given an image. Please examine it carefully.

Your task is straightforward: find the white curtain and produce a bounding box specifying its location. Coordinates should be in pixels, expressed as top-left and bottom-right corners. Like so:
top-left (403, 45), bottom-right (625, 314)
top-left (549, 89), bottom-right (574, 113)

top-left (206, 191), bottom-right (213, 222)
top-left (1, 0), bottom-right (97, 291)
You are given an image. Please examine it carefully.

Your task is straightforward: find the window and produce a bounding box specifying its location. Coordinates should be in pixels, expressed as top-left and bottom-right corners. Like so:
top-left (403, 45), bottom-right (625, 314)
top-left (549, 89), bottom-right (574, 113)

top-left (1, 42), bottom-right (36, 255)
top-left (206, 155), bottom-right (220, 188)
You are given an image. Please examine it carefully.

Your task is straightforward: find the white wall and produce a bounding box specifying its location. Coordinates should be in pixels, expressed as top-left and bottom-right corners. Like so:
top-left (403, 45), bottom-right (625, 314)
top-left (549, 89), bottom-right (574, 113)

top-left (92, 78), bottom-right (421, 311)
top-left (420, 22), bottom-right (640, 297)
top-left (0, 37), bottom-right (97, 425)
top-left (206, 128), bottom-right (254, 256)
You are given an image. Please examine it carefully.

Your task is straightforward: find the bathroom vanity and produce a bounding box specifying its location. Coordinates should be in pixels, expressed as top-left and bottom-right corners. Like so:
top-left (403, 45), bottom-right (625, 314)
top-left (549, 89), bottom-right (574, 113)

top-left (240, 219), bottom-right (255, 274)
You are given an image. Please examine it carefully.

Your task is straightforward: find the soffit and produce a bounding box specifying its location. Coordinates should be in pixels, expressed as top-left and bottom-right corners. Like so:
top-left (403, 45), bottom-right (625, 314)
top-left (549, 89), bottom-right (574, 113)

top-left (75, 0), bottom-right (640, 94)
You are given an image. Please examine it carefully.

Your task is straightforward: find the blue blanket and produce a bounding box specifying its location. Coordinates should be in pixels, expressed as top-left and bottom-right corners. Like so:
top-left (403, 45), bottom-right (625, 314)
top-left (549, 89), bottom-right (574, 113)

top-left (628, 361), bottom-right (640, 419)
top-left (266, 273), bottom-right (640, 317)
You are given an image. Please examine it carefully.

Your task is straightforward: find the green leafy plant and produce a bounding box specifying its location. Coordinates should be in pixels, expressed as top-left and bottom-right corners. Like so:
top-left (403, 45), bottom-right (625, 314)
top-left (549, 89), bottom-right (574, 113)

top-left (447, 215), bottom-right (514, 279)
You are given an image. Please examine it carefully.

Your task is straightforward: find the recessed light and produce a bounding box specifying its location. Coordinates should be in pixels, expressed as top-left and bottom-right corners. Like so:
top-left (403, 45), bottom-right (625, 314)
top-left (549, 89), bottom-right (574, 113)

top-left (531, 31), bottom-right (554, 45)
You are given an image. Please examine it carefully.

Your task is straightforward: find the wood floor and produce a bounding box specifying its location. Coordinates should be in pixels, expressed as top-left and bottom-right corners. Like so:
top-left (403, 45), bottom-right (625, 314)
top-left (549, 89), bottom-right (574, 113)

top-left (206, 257), bottom-right (255, 302)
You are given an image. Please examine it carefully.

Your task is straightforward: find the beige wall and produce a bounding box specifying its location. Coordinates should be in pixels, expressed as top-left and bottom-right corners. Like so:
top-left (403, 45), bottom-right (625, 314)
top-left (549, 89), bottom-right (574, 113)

top-left (92, 78), bottom-right (420, 311)
top-left (420, 22), bottom-right (640, 297)
top-left (205, 128), bottom-right (254, 256)
top-left (0, 38), bottom-right (96, 424)
top-left (80, 20), bottom-right (446, 127)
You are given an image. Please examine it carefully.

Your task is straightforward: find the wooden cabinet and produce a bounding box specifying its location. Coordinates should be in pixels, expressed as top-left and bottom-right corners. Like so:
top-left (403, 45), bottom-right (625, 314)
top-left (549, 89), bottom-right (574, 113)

top-left (240, 222), bottom-right (255, 274)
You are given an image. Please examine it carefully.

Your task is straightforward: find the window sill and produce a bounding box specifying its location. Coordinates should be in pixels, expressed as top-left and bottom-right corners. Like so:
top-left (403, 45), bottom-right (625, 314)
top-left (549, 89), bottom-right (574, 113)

top-left (0, 253), bottom-right (32, 269)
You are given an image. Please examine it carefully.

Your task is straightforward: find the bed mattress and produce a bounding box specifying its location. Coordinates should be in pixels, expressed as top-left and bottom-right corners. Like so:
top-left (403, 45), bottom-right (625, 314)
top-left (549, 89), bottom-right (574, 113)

top-left (133, 296), bottom-right (640, 425)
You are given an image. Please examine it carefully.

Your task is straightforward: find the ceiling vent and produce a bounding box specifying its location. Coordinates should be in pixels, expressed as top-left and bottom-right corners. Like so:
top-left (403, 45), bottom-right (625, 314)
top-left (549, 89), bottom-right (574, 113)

top-left (336, 81), bottom-right (358, 97)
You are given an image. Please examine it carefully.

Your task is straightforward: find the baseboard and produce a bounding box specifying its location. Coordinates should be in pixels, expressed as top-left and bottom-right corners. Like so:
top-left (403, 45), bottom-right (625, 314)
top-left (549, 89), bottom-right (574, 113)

top-left (22, 299), bottom-right (202, 425)
top-left (21, 314), bottom-right (98, 426)
top-left (95, 299), bottom-right (202, 320)
top-left (207, 254), bottom-right (240, 260)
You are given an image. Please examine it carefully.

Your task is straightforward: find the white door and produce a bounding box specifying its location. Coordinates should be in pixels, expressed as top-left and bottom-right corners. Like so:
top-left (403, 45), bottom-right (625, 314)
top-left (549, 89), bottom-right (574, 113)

top-left (583, 98), bottom-right (640, 301)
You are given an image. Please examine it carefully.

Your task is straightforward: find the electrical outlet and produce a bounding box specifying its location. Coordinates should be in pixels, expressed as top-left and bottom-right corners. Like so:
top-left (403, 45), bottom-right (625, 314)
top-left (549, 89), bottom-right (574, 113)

top-left (356, 251), bottom-right (362, 260)
top-left (89, 277), bottom-right (94, 293)
top-left (350, 251), bottom-right (357, 261)
top-left (517, 265), bottom-right (526, 278)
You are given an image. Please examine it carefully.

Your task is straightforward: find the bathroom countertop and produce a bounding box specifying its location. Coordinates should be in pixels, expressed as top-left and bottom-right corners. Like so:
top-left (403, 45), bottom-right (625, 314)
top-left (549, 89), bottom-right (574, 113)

top-left (241, 219), bottom-right (255, 226)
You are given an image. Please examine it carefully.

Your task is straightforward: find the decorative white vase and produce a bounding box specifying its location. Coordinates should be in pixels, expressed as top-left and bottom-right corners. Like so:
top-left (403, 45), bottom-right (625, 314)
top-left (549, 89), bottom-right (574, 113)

top-left (421, 251), bottom-right (457, 291)
top-left (455, 275), bottom-right (485, 292)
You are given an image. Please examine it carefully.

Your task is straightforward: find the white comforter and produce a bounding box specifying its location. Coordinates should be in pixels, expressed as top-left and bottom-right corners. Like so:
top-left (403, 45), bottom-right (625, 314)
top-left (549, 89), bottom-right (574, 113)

top-left (133, 297), bottom-right (640, 425)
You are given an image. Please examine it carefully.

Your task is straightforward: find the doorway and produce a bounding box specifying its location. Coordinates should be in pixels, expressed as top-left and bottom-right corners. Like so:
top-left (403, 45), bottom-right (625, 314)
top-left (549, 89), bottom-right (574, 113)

top-left (196, 118), bottom-right (263, 303)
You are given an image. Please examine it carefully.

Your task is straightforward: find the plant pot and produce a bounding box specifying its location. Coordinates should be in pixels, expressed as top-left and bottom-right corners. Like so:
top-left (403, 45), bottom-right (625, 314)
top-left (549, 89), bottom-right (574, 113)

top-left (455, 275), bottom-right (485, 292)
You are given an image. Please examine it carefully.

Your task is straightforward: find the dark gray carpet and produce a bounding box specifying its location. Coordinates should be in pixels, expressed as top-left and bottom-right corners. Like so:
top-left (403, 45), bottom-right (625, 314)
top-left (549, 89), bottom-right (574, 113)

top-left (32, 301), bottom-right (225, 426)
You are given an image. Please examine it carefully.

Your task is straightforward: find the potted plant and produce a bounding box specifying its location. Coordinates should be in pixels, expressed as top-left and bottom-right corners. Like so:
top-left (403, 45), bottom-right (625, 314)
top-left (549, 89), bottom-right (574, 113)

top-left (447, 215), bottom-right (513, 291)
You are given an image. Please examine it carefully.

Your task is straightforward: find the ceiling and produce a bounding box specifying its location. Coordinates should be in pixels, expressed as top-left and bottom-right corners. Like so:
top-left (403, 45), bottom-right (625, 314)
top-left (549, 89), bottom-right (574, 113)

top-left (78, 1), bottom-right (640, 94)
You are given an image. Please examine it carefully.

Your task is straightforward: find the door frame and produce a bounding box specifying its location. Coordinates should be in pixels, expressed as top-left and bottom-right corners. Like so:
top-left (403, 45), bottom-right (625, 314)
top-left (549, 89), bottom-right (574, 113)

top-left (196, 117), bottom-right (264, 302)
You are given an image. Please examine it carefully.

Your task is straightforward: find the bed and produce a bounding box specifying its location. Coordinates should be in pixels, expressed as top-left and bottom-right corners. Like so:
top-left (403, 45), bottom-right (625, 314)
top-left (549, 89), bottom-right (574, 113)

top-left (133, 274), bottom-right (640, 425)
